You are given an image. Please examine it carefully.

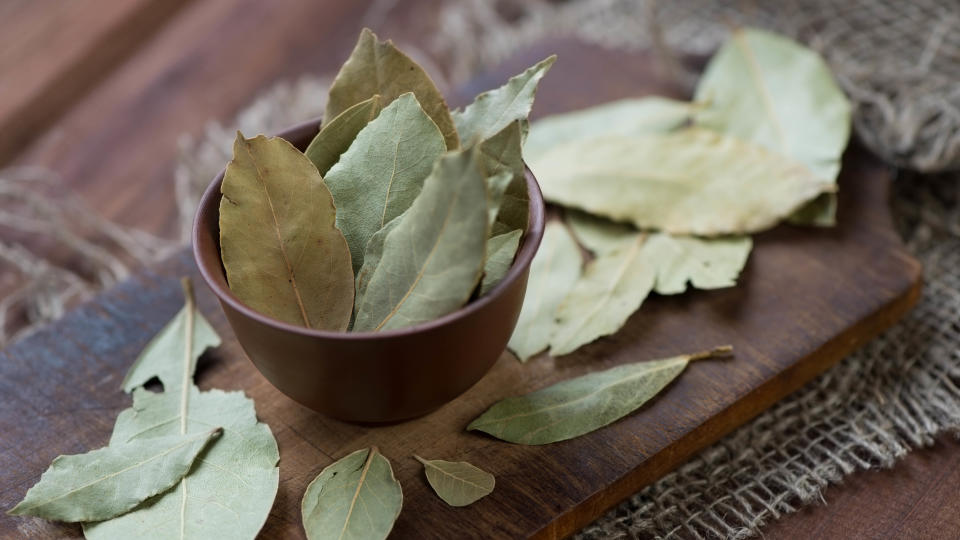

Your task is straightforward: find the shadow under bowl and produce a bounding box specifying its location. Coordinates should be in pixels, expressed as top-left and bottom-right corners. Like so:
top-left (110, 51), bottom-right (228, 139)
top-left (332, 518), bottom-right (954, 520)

top-left (192, 118), bottom-right (545, 423)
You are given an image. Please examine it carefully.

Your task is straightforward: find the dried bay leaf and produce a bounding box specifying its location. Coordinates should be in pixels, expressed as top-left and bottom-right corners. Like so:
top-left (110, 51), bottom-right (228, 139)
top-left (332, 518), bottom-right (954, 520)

top-left (325, 28), bottom-right (458, 149)
top-left (533, 129), bottom-right (834, 235)
top-left (492, 174), bottom-right (529, 237)
top-left (694, 28), bottom-right (851, 226)
top-left (507, 222), bottom-right (582, 362)
top-left (354, 213), bottom-right (402, 311)
top-left (453, 55), bottom-right (556, 144)
top-left (305, 95), bottom-right (382, 176)
top-left (567, 211), bottom-right (752, 295)
top-left (524, 97), bottom-right (695, 161)
top-left (8, 429), bottom-right (221, 522)
top-left (301, 447), bottom-right (402, 540)
top-left (325, 93), bottom-right (446, 275)
top-left (549, 234), bottom-right (656, 356)
top-left (469, 346), bottom-right (733, 444)
top-left (353, 149), bottom-right (489, 332)
top-left (85, 279), bottom-right (279, 540)
top-left (84, 388), bottom-right (280, 540)
top-left (478, 121), bottom-right (525, 227)
top-left (480, 229), bottom-right (523, 296)
top-left (121, 282), bottom-right (219, 393)
top-left (414, 456), bottom-right (495, 507)
top-left (219, 133), bottom-right (354, 330)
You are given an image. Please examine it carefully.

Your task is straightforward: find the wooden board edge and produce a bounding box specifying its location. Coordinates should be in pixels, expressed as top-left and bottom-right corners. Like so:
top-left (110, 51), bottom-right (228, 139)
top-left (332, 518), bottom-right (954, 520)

top-left (532, 259), bottom-right (923, 539)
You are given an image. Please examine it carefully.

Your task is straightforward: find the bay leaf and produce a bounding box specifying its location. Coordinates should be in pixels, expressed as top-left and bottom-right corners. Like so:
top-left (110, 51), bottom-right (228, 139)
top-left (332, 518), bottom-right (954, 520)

top-left (353, 148), bottom-right (489, 332)
top-left (532, 128), bottom-right (834, 235)
top-left (84, 388), bottom-right (280, 540)
top-left (478, 121), bottom-right (525, 227)
top-left (492, 173), bottom-right (529, 237)
top-left (480, 229), bottom-right (523, 296)
top-left (301, 447), bottom-right (402, 540)
top-left (326, 93), bottom-right (446, 274)
top-left (694, 28), bottom-right (851, 226)
top-left (219, 133), bottom-right (354, 330)
top-left (453, 55), bottom-right (556, 144)
top-left (468, 346), bottom-right (733, 444)
top-left (548, 234), bottom-right (656, 356)
top-left (354, 213), bottom-right (402, 312)
top-left (8, 429), bottom-right (220, 522)
top-left (507, 222), bottom-right (582, 362)
top-left (325, 28), bottom-right (458, 149)
top-left (85, 278), bottom-right (279, 540)
top-left (567, 211), bottom-right (752, 295)
top-left (414, 455), bottom-right (495, 507)
top-left (305, 95), bottom-right (382, 176)
top-left (524, 97), bottom-right (695, 161)
top-left (122, 279), bottom-right (220, 394)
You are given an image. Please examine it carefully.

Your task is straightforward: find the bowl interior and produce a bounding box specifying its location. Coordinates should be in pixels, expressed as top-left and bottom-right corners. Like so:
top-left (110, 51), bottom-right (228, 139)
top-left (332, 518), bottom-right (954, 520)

top-left (192, 118), bottom-right (546, 340)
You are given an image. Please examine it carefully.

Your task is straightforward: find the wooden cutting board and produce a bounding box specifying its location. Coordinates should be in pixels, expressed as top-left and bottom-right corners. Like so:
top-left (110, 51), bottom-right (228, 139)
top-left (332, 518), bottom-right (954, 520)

top-left (0, 40), bottom-right (921, 539)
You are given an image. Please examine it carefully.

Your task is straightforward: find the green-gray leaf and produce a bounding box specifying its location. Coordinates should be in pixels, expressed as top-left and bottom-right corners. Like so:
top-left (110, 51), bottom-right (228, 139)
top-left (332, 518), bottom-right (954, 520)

top-left (524, 97), bottom-right (695, 161)
top-left (533, 129), bottom-right (834, 235)
top-left (414, 456), bottom-right (495, 507)
top-left (480, 229), bottom-right (522, 296)
top-left (305, 95), bottom-right (383, 176)
top-left (122, 280), bottom-right (220, 394)
top-left (325, 28), bottom-right (458, 149)
top-left (468, 346), bottom-right (733, 444)
top-left (492, 173), bottom-right (529, 237)
top-left (353, 148), bottom-right (489, 332)
top-left (567, 211), bottom-right (752, 295)
top-left (694, 28), bottom-right (851, 226)
top-left (84, 388), bottom-right (279, 540)
top-left (354, 213), bottom-right (403, 312)
top-left (219, 133), bottom-right (354, 330)
top-left (507, 222), bottom-right (582, 362)
top-left (453, 55), bottom-right (556, 144)
top-left (325, 93), bottom-right (447, 274)
top-left (549, 234), bottom-right (656, 356)
top-left (301, 448), bottom-right (402, 540)
top-left (478, 121), bottom-right (525, 227)
top-left (8, 429), bottom-right (220, 522)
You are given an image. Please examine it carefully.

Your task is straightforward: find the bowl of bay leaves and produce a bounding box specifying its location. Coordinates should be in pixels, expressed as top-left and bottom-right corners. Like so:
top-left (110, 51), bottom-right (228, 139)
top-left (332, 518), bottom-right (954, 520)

top-left (194, 29), bottom-right (551, 423)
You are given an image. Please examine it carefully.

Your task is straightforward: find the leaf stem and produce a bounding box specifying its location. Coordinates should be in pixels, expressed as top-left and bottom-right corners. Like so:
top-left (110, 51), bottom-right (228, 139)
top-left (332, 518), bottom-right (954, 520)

top-left (688, 345), bottom-right (734, 362)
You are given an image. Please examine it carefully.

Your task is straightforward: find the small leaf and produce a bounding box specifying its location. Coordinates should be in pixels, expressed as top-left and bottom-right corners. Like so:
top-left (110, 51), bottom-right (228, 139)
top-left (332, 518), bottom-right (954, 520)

top-left (480, 229), bottom-right (522, 296)
top-left (302, 448), bottom-right (402, 540)
top-left (694, 28), bottom-right (851, 225)
top-left (414, 455), bottom-right (495, 507)
top-left (9, 429), bottom-right (221, 522)
top-left (468, 346), bottom-right (733, 444)
top-left (325, 93), bottom-right (446, 274)
top-left (305, 95), bottom-right (383, 176)
top-left (524, 96), bottom-right (695, 160)
top-left (533, 129), bottom-right (834, 235)
top-left (507, 222), bottom-right (582, 362)
top-left (353, 148), bottom-right (489, 332)
top-left (567, 211), bottom-right (752, 295)
top-left (354, 214), bottom-right (403, 312)
top-left (453, 55), bottom-right (556, 144)
top-left (122, 279), bottom-right (220, 394)
top-left (492, 173), bottom-right (529, 237)
top-left (325, 28), bottom-right (458, 149)
top-left (477, 121), bottom-right (525, 227)
top-left (219, 133), bottom-right (354, 330)
top-left (84, 388), bottom-right (280, 540)
top-left (549, 234), bottom-right (655, 356)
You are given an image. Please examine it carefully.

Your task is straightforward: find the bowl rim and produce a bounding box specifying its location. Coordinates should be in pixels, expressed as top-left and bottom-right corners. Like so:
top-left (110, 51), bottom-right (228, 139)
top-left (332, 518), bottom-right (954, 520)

top-left (192, 117), bottom-right (546, 340)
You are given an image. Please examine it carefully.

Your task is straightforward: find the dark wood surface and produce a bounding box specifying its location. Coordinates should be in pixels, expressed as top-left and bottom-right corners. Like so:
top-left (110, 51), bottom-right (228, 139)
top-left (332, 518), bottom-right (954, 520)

top-left (0, 33), bottom-right (923, 539)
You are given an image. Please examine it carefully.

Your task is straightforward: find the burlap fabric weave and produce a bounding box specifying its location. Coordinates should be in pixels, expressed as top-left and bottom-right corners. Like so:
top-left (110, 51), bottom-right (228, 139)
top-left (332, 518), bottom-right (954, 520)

top-left (2, 1), bottom-right (959, 538)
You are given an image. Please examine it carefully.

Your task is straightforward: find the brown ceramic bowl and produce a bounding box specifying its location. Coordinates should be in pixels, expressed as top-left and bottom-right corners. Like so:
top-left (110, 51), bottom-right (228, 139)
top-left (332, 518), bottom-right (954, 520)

top-left (193, 118), bottom-right (545, 423)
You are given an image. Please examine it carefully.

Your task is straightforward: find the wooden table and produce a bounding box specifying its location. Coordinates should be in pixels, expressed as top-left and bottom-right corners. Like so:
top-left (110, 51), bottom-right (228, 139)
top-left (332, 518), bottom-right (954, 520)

top-left (1, 2), bottom-right (955, 538)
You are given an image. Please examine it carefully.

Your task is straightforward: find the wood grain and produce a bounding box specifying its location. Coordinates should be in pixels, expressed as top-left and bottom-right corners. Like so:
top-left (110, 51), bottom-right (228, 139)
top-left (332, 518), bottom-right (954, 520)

top-left (0, 40), bottom-right (921, 538)
top-left (0, 0), bottom-right (195, 166)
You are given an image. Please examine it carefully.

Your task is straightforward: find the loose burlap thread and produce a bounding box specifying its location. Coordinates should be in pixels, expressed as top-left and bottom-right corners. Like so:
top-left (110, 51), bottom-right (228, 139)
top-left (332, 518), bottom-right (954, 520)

top-left (3, 1), bottom-right (959, 538)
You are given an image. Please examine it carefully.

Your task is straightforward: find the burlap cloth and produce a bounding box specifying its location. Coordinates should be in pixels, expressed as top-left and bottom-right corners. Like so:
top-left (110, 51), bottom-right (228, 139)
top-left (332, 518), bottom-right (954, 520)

top-left (2, 1), bottom-right (959, 538)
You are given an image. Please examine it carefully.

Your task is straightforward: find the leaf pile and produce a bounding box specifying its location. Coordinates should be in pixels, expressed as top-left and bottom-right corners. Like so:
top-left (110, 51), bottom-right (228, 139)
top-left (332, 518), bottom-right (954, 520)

top-left (9, 279), bottom-right (279, 540)
top-left (511, 27), bottom-right (850, 360)
top-left (219, 28), bottom-right (555, 332)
